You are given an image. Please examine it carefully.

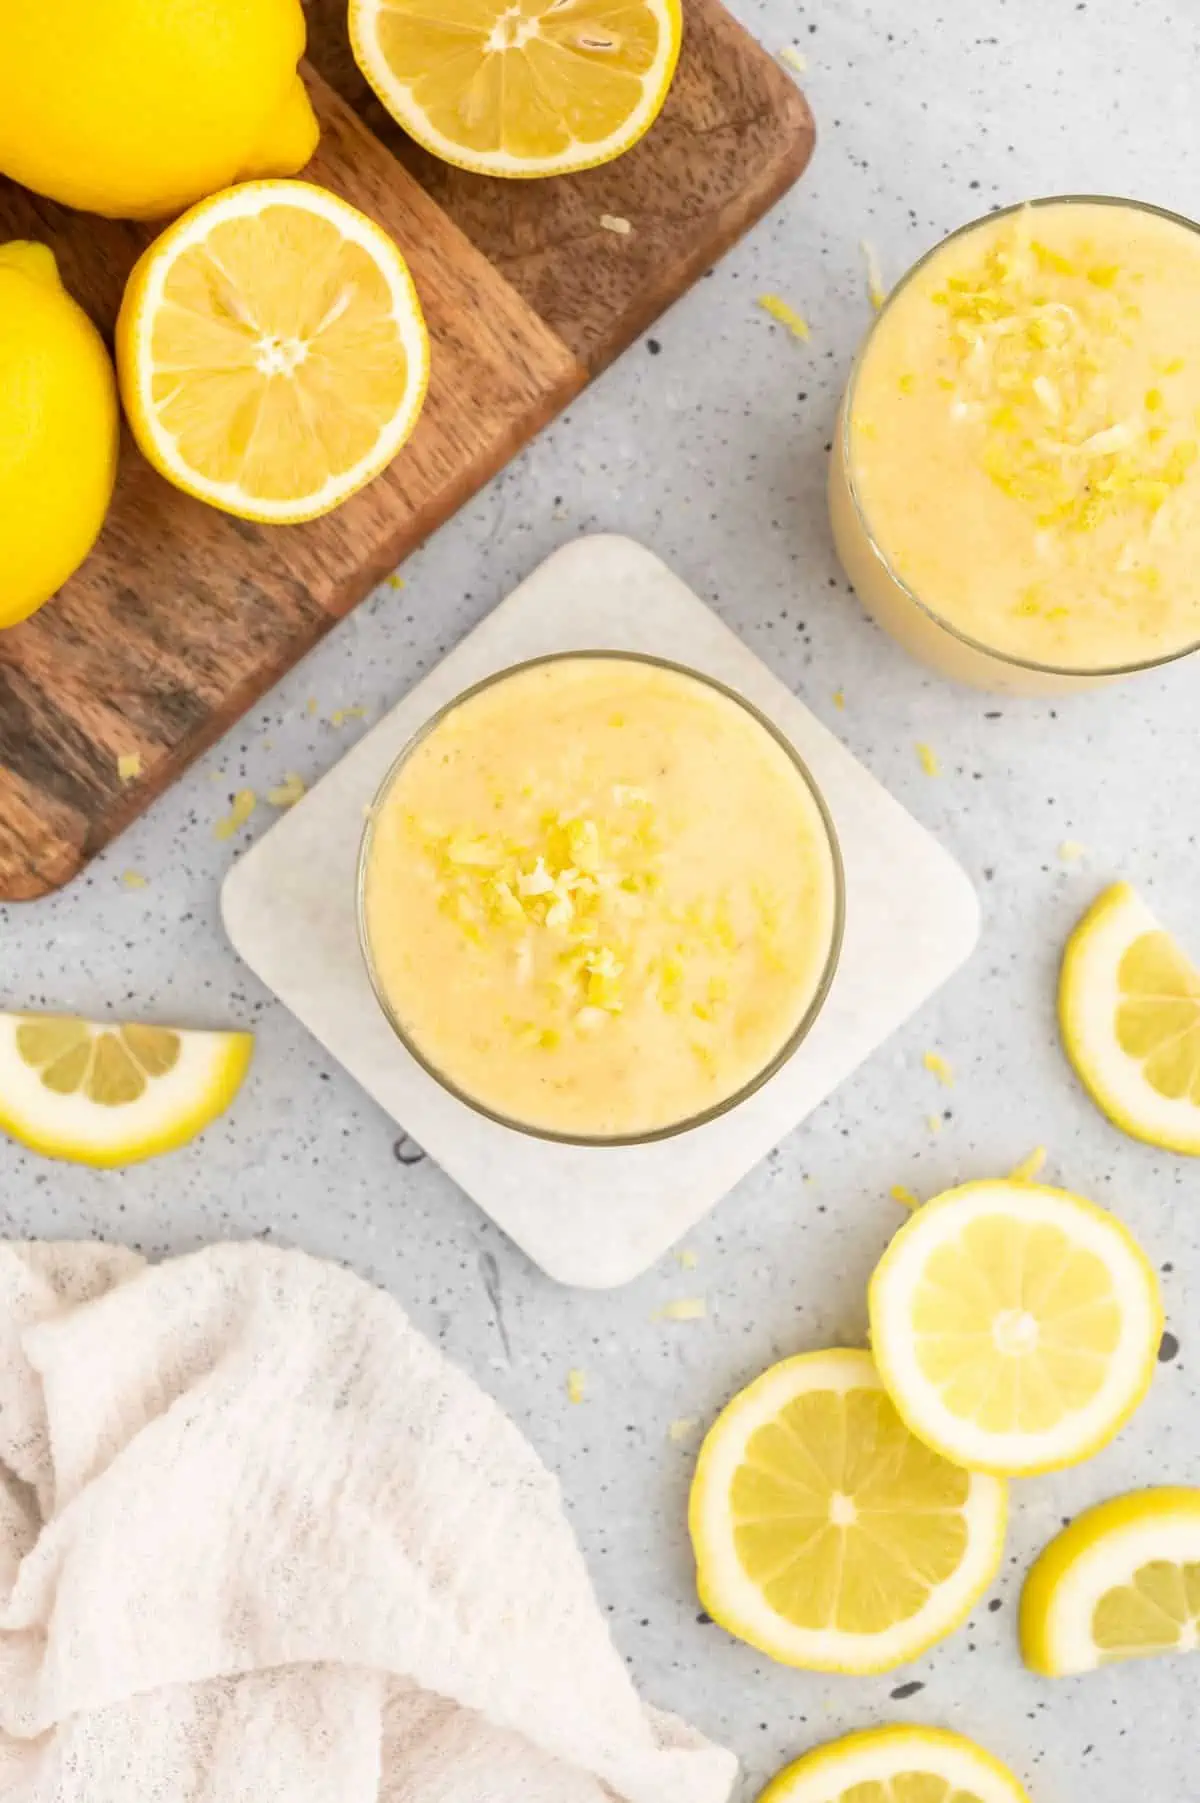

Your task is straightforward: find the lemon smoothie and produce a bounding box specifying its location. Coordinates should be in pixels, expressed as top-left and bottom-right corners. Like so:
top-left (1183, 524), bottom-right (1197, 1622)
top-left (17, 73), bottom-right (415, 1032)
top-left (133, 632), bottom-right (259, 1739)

top-left (360, 655), bottom-right (842, 1141)
top-left (831, 198), bottom-right (1200, 691)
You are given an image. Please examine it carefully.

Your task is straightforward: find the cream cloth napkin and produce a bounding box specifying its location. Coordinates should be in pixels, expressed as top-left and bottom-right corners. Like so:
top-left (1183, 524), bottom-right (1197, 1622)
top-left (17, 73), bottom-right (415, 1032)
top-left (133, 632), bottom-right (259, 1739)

top-left (0, 1241), bottom-right (737, 1803)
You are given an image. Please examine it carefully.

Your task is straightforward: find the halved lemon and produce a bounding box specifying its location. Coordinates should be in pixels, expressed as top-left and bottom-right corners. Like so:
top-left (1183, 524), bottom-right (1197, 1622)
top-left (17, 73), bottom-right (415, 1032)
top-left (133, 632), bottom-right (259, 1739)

top-left (758, 1726), bottom-right (1031, 1803)
top-left (1060, 882), bottom-right (1200, 1155)
top-left (688, 1348), bottom-right (1006, 1674)
top-left (116, 180), bottom-right (430, 524)
top-left (1021, 1487), bottom-right (1200, 1676)
top-left (0, 1010), bottom-right (253, 1167)
top-left (869, 1182), bottom-right (1162, 1477)
top-left (348, 0), bottom-right (683, 179)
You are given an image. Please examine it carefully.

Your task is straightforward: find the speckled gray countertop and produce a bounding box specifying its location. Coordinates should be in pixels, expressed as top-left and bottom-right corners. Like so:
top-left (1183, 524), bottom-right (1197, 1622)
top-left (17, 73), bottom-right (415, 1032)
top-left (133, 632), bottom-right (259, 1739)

top-left (2, 2), bottom-right (1197, 1797)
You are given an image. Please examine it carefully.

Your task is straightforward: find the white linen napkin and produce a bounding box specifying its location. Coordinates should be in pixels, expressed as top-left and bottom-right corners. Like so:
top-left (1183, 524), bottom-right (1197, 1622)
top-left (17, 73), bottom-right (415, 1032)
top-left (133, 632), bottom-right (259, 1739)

top-left (0, 1241), bottom-right (737, 1803)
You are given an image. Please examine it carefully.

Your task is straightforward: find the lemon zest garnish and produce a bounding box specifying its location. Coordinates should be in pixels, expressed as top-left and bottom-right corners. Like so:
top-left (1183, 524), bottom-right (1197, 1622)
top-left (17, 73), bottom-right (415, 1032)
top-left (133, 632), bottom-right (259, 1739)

top-left (266, 773), bottom-right (306, 808)
top-left (659, 1297), bottom-right (707, 1322)
top-left (924, 1050), bottom-right (954, 1087)
top-left (832, 688), bottom-right (846, 709)
top-left (117, 753), bottom-right (142, 783)
top-left (1009, 1145), bottom-right (1047, 1183)
top-left (891, 1184), bottom-right (921, 1211)
top-left (861, 239), bottom-right (887, 311)
top-left (386, 573), bottom-right (405, 589)
top-left (777, 44), bottom-right (808, 73)
top-left (330, 706), bottom-right (367, 727)
top-left (676, 1247), bottom-right (699, 1269)
top-left (566, 1368), bottom-right (586, 1404)
top-left (668, 1417), bottom-right (700, 1442)
top-left (758, 292), bottom-right (811, 341)
top-left (915, 741), bottom-right (941, 776)
top-left (214, 789), bottom-right (256, 840)
top-left (120, 869), bottom-right (148, 889)
top-left (305, 697), bottom-right (318, 716)
top-left (1058, 839), bottom-right (1090, 862)
top-left (927, 1113), bottom-right (942, 1135)
top-left (600, 213), bottom-right (632, 235)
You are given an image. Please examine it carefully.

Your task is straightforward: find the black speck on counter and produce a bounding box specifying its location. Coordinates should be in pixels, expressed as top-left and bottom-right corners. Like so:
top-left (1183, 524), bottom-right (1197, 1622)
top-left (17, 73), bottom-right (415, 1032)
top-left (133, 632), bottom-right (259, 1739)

top-left (1159, 1330), bottom-right (1181, 1363)
top-left (696, 1610), bottom-right (713, 1625)
top-left (890, 1680), bottom-right (925, 1700)
top-left (646, 338), bottom-right (662, 356)
top-left (988, 1596), bottom-right (1003, 1612)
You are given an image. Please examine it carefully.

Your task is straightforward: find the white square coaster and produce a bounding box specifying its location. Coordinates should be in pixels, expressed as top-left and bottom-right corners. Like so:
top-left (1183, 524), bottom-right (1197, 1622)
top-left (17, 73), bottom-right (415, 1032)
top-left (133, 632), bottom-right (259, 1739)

top-left (222, 536), bottom-right (979, 1287)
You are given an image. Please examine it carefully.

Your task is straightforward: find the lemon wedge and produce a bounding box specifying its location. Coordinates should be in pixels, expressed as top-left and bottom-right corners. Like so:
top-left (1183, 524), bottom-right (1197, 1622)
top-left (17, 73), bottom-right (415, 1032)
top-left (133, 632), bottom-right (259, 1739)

top-left (0, 1011), bottom-right (253, 1166)
top-left (348, 0), bottom-right (683, 179)
top-left (116, 180), bottom-right (429, 524)
top-left (688, 1348), bottom-right (1006, 1674)
top-left (869, 1181), bottom-right (1162, 1477)
top-left (758, 1725), bottom-right (1031, 1803)
top-left (1021, 1487), bottom-right (1200, 1676)
top-left (1060, 881), bottom-right (1200, 1155)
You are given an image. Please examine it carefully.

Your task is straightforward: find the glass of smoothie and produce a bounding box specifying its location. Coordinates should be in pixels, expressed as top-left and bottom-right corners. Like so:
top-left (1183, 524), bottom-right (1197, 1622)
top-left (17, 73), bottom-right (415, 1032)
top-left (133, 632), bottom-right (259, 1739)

top-left (830, 197), bottom-right (1200, 693)
top-left (358, 653), bottom-right (844, 1144)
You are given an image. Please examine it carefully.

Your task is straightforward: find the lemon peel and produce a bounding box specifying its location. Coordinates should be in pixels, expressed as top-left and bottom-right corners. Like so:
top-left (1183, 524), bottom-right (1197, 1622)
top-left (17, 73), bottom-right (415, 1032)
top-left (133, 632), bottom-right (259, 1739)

top-left (777, 45), bottom-right (808, 74)
top-left (117, 753), bottom-right (142, 783)
top-left (566, 1369), bottom-right (586, 1404)
top-left (214, 789), bottom-right (257, 841)
top-left (659, 1297), bottom-right (706, 1321)
top-left (890, 1183), bottom-right (921, 1210)
top-left (915, 741), bottom-right (941, 776)
top-left (757, 293), bottom-right (811, 341)
top-left (1009, 1144), bottom-right (1047, 1182)
top-left (600, 215), bottom-right (633, 235)
top-left (267, 773), bottom-right (306, 808)
top-left (924, 1049), bottom-right (954, 1086)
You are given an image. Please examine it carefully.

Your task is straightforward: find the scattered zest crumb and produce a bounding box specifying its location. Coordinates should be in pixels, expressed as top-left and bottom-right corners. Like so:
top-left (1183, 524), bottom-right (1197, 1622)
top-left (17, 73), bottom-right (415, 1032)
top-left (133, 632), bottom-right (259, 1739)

top-left (777, 44), bottom-right (808, 73)
top-left (305, 697), bottom-right (318, 716)
top-left (861, 239), bottom-right (888, 311)
top-left (267, 773), bottom-right (307, 809)
top-left (915, 741), bottom-right (941, 776)
top-left (832, 688), bottom-right (846, 710)
top-left (600, 214), bottom-right (632, 235)
top-left (116, 752), bottom-right (142, 783)
top-left (923, 1050), bottom-right (954, 1087)
top-left (120, 869), bottom-right (147, 889)
top-left (1058, 840), bottom-right (1090, 862)
top-left (386, 574), bottom-right (406, 590)
top-left (566, 1368), bottom-right (586, 1405)
top-left (658, 1298), bottom-right (707, 1322)
top-left (668, 1417), bottom-right (700, 1443)
top-left (927, 1113), bottom-right (942, 1135)
top-left (891, 1184), bottom-right (921, 1211)
top-left (214, 789), bottom-right (257, 841)
top-left (757, 292), bottom-right (811, 341)
top-left (1009, 1146), bottom-right (1047, 1183)
top-left (330, 705), bottom-right (368, 728)
top-left (676, 1247), bottom-right (699, 1270)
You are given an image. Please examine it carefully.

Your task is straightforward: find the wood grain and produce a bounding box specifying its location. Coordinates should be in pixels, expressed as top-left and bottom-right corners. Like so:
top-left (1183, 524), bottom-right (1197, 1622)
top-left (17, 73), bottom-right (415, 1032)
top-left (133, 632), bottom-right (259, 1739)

top-left (0, 3), bottom-right (813, 900)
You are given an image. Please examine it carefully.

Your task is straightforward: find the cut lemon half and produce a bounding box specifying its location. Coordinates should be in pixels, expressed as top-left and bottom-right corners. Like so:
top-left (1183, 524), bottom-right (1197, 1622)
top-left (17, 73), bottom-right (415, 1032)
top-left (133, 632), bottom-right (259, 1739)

top-left (348, 0), bottom-right (683, 179)
top-left (869, 1182), bottom-right (1162, 1477)
top-left (1060, 881), bottom-right (1200, 1155)
top-left (688, 1348), bottom-right (1006, 1674)
top-left (758, 1725), bottom-right (1031, 1803)
top-left (1021, 1487), bottom-right (1200, 1676)
top-left (116, 180), bottom-right (430, 524)
top-left (0, 1010), bottom-right (253, 1167)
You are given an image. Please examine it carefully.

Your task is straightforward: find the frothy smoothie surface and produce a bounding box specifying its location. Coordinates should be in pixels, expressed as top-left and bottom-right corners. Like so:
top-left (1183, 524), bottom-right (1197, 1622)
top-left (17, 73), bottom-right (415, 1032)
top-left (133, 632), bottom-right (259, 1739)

top-left (362, 656), bottom-right (840, 1139)
top-left (849, 201), bottom-right (1200, 670)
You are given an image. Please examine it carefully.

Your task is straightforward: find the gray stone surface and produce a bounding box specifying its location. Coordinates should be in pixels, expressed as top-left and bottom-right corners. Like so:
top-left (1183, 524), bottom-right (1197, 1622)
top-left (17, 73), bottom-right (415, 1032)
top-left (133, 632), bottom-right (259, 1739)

top-left (1, 2), bottom-right (1197, 1795)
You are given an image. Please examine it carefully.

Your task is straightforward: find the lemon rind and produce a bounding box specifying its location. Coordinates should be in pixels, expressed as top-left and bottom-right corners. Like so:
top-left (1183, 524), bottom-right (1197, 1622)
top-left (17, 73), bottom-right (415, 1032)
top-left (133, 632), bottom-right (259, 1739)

top-left (1060, 881), bottom-right (1200, 1156)
top-left (1020, 1486), bottom-right (1200, 1677)
top-left (347, 0), bottom-right (683, 181)
top-left (688, 1348), bottom-right (1008, 1675)
top-left (116, 180), bottom-right (431, 526)
top-left (869, 1180), bottom-right (1163, 1478)
top-left (758, 1724), bottom-right (1031, 1803)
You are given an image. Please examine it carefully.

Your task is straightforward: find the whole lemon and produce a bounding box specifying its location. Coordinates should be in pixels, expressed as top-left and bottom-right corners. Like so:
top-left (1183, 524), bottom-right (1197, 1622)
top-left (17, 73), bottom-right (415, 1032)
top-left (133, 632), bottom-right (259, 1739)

top-left (0, 0), bottom-right (319, 221)
top-left (0, 244), bottom-right (120, 629)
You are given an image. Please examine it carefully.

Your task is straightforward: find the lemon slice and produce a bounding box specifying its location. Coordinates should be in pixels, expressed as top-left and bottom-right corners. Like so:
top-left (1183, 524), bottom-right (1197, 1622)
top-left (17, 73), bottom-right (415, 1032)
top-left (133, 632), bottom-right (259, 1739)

top-left (688, 1348), bottom-right (1006, 1674)
top-left (0, 1010), bottom-right (253, 1167)
top-left (1021, 1487), bottom-right (1200, 1676)
top-left (1060, 881), bottom-right (1200, 1155)
top-left (869, 1182), bottom-right (1162, 1477)
top-left (116, 180), bottom-right (430, 524)
top-left (348, 0), bottom-right (683, 179)
top-left (758, 1725), bottom-right (1031, 1803)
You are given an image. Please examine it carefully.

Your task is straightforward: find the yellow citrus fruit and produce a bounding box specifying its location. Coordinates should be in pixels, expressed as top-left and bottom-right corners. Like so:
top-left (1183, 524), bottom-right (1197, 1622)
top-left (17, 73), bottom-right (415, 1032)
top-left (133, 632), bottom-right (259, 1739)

top-left (757, 1726), bottom-right (1031, 1803)
top-left (116, 181), bottom-right (430, 525)
top-left (1060, 881), bottom-right (1200, 1155)
top-left (0, 243), bottom-right (119, 630)
top-left (0, 0), bottom-right (317, 220)
top-left (0, 1010), bottom-right (253, 1167)
top-left (1021, 1487), bottom-right (1200, 1676)
top-left (349, 0), bottom-right (682, 179)
top-left (688, 1348), bottom-right (1006, 1674)
top-left (869, 1181), bottom-right (1162, 1477)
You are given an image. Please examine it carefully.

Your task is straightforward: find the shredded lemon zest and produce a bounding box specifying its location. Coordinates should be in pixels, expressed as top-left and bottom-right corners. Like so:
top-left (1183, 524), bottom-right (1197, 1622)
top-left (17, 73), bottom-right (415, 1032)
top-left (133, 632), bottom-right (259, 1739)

top-left (305, 697), bottom-right (318, 716)
top-left (832, 688), bottom-right (846, 709)
top-left (117, 753), bottom-right (142, 783)
top-left (600, 214), bottom-right (632, 235)
top-left (923, 1050), bottom-right (954, 1086)
top-left (915, 741), bottom-right (941, 776)
top-left (1009, 1145), bottom-right (1047, 1183)
top-left (861, 239), bottom-right (887, 311)
top-left (566, 1368), bottom-right (586, 1404)
top-left (1058, 839), bottom-right (1090, 862)
top-left (758, 292), bottom-right (811, 341)
top-left (267, 773), bottom-right (307, 808)
top-left (659, 1297), bottom-right (707, 1322)
top-left (777, 44), bottom-right (808, 73)
top-left (891, 1184), bottom-right (921, 1211)
top-left (668, 1417), bottom-right (700, 1442)
top-left (330, 706), bottom-right (368, 727)
top-left (120, 869), bottom-right (148, 889)
top-left (676, 1247), bottom-right (699, 1269)
top-left (214, 789), bottom-right (257, 841)
top-left (927, 1113), bottom-right (942, 1135)
top-left (386, 574), bottom-right (405, 590)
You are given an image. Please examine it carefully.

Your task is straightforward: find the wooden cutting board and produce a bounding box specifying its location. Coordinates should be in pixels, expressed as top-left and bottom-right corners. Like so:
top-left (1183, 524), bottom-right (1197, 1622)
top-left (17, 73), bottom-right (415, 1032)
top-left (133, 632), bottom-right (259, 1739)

top-left (0, 1), bottom-right (814, 901)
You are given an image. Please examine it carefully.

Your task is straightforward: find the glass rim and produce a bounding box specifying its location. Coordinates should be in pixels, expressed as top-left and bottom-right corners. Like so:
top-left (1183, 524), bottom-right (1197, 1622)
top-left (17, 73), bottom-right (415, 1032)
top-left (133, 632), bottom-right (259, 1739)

top-left (356, 649), bottom-right (846, 1148)
top-left (840, 192), bottom-right (1200, 681)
